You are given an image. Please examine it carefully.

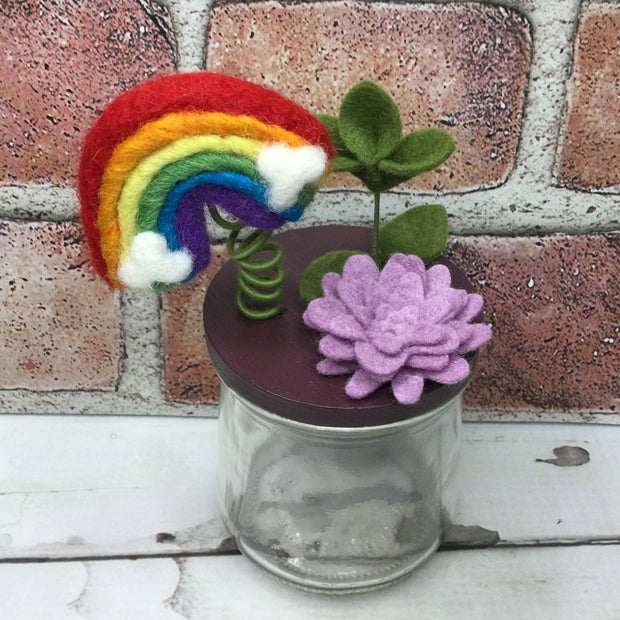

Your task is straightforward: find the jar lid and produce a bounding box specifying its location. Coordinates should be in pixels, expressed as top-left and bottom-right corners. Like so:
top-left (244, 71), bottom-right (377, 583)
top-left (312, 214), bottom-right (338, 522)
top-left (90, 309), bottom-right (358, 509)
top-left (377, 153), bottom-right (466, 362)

top-left (203, 226), bottom-right (477, 428)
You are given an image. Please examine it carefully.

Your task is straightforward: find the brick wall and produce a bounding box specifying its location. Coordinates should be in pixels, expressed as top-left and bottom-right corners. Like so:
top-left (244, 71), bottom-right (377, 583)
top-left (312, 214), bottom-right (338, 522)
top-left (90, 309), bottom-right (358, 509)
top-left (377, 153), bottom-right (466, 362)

top-left (0, 0), bottom-right (618, 420)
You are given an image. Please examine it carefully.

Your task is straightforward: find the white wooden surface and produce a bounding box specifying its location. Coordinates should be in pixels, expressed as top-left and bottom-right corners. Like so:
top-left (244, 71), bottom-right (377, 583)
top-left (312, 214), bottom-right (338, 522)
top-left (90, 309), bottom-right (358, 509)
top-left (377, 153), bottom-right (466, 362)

top-left (0, 415), bottom-right (619, 618)
top-left (1, 546), bottom-right (619, 619)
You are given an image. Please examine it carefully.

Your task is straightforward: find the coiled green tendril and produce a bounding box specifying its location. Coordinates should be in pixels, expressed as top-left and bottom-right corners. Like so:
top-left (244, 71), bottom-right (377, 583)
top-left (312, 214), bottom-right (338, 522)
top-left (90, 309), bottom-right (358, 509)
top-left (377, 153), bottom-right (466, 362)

top-left (209, 206), bottom-right (285, 320)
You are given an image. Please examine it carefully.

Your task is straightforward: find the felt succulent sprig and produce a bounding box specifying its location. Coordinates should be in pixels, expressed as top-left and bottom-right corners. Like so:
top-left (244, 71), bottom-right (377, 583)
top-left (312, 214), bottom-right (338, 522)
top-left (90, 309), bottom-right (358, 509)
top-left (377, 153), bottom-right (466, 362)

top-left (300, 81), bottom-right (456, 304)
top-left (303, 253), bottom-right (492, 404)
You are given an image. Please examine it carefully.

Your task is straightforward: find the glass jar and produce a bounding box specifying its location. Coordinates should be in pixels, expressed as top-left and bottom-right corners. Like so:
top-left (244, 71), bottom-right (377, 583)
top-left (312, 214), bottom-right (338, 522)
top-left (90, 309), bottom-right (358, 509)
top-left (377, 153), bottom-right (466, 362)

top-left (216, 380), bottom-right (463, 593)
top-left (204, 226), bottom-right (476, 593)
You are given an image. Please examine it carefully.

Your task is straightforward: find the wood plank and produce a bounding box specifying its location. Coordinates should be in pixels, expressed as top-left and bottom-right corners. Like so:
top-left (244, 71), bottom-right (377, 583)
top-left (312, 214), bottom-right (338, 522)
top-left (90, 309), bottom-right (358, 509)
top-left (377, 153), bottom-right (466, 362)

top-left (0, 415), bottom-right (225, 560)
top-left (1, 546), bottom-right (619, 619)
top-left (0, 415), bottom-right (618, 560)
top-left (452, 422), bottom-right (620, 544)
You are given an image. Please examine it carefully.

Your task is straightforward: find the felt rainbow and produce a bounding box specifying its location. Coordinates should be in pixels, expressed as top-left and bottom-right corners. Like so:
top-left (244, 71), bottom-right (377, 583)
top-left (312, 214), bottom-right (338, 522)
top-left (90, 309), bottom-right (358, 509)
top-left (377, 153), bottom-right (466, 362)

top-left (78, 73), bottom-right (333, 289)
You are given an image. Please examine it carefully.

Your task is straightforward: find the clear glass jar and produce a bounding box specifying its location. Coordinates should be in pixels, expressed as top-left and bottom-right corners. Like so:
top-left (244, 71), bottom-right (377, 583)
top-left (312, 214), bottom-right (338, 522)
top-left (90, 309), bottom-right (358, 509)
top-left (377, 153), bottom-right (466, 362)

top-left (204, 226), bottom-right (477, 593)
top-left (216, 380), bottom-right (463, 593)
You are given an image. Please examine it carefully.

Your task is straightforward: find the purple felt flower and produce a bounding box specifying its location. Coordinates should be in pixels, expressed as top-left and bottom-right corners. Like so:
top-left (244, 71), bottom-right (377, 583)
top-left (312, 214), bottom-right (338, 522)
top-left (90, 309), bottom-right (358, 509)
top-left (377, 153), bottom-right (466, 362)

top-left (303, 253), bottom-right (491, 405)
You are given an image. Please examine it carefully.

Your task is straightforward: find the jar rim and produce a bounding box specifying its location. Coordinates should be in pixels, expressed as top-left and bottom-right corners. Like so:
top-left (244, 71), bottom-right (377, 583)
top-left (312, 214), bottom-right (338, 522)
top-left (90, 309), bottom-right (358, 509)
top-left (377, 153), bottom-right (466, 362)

top-left (220, 378), bottom-right (464, 438)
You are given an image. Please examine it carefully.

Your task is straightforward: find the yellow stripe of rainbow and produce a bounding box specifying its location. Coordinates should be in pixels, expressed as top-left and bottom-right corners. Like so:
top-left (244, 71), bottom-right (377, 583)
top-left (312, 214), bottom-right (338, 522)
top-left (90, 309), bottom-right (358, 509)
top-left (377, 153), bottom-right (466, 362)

top-left (98, 111), bottom-right (310, 287)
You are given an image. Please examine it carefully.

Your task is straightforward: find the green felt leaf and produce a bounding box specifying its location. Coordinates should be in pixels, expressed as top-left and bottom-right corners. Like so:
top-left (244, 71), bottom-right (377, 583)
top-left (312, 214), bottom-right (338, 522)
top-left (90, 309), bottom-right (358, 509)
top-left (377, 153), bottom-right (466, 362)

top-left (338, 81), bottom-right (402, 166)
top-left (378, 128), bottom-right (455, 178)
top-left (316, 113), bottom-right (363, 173)
top-left (299, 250), bottom-right (365, 304)
top-left (332, 155), bottom-right (364, 173)
top-left (357, 168), bottom-right (409, 193)
top-left (347, 167), bottom-right (383, 193)
top-left (315, 113), bottom-right (347, 151)
top-left (377, 204), bottom-right (449, 264)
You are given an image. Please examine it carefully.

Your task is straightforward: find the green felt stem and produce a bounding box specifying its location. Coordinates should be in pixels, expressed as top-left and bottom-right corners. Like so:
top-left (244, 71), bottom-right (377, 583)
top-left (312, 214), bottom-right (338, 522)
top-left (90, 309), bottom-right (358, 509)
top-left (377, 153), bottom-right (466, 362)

top-left (371, 191), bottom-right (381, 264)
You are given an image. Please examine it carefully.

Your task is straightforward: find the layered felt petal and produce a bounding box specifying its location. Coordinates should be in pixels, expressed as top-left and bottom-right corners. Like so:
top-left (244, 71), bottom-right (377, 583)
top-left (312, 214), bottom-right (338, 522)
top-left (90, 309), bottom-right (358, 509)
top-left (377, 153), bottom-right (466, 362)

top-left (420, 288), bottom-right (468, 323)
top-left (454, 293), bottom-right (484, 323)
top-left (319, 334), bottom-right (356, 361)
top-left (321, 272), bottom-right (341, 297)
top-left (453, 321), bottom-right (492, 353)
top-left (317, 358), bottom-right (358, 376)
top-left (328, 314), bottom-right (368, 341)
top-left (345, 368), bottom-right (385, 399)
top-left (391, 369), bottom-right (425, 405)
top-left (424, 263), bottom-right (451, 293)
top-left (368, 305), bottom-right (420, 355)
top-left (354, 341), bottom-right (407, 377)
top-left (406, 353), bottom-right (450, 371)
top-left (303, 296), bottom-right (348, 330)
top-left (342, 253), bottom-right (380, 281)
top-left (424, 355), bottom-right (471, 384)
top-left (337, 275), bottom-right (375, 326)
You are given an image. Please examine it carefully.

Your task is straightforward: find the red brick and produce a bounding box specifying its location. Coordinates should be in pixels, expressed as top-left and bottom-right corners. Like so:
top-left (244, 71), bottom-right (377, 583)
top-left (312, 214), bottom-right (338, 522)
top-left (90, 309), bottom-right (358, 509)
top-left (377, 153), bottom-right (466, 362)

top-left (206, 1), bottom-right (531, 192)
top-left (0, 0), bottom-right (175, 185)
top-left (0, 220), bottom-right (120, 390)
top-left (445, 234), bottom-right (620, 414)
top-left (161, 247), bottom-right (229, 404)
top-left (556, 6), bottom-right (620, 191)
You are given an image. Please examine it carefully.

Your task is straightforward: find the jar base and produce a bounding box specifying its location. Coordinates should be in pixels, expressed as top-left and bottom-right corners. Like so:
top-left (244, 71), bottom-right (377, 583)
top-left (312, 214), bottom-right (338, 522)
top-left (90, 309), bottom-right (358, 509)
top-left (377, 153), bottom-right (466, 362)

top-left (236, 534), bottom-right (441, 594)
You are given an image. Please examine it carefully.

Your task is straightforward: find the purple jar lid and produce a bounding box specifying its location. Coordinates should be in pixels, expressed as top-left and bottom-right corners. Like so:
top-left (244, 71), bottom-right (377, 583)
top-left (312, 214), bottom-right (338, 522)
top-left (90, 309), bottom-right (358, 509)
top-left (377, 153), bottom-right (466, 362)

top-left (204, 225), bottom-right (478, 428)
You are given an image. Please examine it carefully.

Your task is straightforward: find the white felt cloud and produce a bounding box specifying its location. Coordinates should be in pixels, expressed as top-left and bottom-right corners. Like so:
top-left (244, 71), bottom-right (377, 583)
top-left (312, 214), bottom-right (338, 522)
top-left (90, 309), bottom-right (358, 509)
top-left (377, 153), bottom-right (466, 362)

top-left (118, 232), bottom-right (193, 290)
top-left (256, 144), bottom-right (327, 211)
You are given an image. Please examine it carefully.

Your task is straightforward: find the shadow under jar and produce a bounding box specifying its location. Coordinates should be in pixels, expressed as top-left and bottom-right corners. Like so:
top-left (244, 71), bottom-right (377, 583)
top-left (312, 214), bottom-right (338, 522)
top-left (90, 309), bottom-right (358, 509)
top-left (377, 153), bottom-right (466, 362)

top-left (204, 226), bottom-right (477, 593)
